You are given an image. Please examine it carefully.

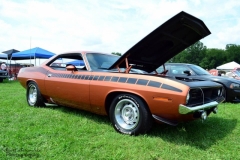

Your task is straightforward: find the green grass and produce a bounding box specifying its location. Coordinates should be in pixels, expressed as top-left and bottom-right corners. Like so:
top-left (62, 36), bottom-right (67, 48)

top-left (0, 80), bottom-right (240, 159)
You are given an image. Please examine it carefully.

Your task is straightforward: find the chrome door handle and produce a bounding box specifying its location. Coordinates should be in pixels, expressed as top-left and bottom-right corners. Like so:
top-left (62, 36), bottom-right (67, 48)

top-left (48, 74), bottom-right (52, 77)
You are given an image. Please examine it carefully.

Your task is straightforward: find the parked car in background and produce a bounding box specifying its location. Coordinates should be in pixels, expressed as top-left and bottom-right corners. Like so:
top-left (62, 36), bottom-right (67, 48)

top-left (0, 69), bottom-right (8, 82)
top-left (209, 69), bottom-right (222, 76)
top-left (17, 11), bottom-right (225, 135)
top-left (156, 63), bottom-right (240, 102)
top-left (0, 63), bottom-right (26, 81)
top-left (232, 72), bottom-right (240, 80)
top-left (224, 71), bottom-right (240, 80)
top-left (227, 68), bottom-right (240, 80)
top-left (209, 68), bottom-right (240, 80)
top-left (0, 62), bottom-right (9, 82)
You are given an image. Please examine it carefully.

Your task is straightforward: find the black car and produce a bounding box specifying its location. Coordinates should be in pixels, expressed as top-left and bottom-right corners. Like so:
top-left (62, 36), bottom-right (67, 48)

top-left (156, 63), bottom-right (240, 102)
top-left (0, 70), bottom-right (8, 82)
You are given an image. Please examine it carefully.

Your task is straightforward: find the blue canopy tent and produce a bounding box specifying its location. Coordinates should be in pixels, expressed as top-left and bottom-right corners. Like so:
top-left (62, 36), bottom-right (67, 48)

top-left (11, 47), bottom-right (55, 66)
top-left (11, 47), bottom-right (55, 60)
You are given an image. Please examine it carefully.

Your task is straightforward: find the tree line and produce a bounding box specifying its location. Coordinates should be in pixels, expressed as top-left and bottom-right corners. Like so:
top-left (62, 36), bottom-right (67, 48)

top-left (112, 41), bottom-right (240, 70)
top-left (170, 41), bottom-right (240, 69)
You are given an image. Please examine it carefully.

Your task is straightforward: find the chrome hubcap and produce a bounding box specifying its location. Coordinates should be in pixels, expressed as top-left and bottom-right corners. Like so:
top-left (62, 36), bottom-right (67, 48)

top-left (115, 99), bottom-right (140, 130)
top-left (28, 84), bottom-right (37, 105)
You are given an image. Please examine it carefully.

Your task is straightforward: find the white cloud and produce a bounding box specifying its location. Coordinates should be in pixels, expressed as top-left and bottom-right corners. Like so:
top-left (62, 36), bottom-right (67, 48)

top-left (0, 0), bottom-right (240, 57)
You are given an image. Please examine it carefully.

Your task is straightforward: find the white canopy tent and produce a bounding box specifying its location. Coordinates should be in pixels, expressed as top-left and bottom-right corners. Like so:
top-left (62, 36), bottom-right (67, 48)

top-left (216, 61), bottom-right (240, 71)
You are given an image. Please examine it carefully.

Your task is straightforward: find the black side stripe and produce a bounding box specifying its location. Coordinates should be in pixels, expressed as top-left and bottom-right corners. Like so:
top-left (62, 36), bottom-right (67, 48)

top-left (148, 81), bottom-right (161, 88)
top-left (50, 73), bottom-right (182, 92)
top-left (161, 84), bottom-right (182, 92)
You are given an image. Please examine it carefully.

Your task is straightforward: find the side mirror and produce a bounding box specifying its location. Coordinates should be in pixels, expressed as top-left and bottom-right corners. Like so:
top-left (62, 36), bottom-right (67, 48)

top-left (66, 65), bottom-right (76, 73)
top-left (183, 70), bottom-right (191, 76)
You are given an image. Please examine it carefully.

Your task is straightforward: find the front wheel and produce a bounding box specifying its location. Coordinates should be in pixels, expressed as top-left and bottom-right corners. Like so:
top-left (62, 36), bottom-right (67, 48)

top-left (109, 94), bottom-right (152, 135)
top-left (27, 81), bottom-right (45, 107)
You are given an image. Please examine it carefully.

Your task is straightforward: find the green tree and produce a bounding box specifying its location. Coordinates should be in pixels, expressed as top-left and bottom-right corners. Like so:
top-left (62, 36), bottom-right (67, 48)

top-left (171, 41), bottom-right (207, 66)
top-left (225, 44), bottom-right (240, 63)
top-left (111, 52), bottom-right (122, 56)
top-left (201, 48), bottom-right (226, 69)
top-left (186, 41), bottom-right (207, 65)
top-left (170, 50), bottom-right (187, 63)
top-left (169, 42), bottom-right (240, 69)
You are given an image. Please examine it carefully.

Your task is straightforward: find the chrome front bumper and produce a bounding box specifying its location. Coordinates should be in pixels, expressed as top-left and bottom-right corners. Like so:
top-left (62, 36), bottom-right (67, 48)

top-left (179, 101), bottom-right (219, 114)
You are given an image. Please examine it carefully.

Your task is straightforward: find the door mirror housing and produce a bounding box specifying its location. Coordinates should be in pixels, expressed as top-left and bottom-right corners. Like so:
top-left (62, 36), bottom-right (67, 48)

top-left (183, 70), bottom-right (191, 76)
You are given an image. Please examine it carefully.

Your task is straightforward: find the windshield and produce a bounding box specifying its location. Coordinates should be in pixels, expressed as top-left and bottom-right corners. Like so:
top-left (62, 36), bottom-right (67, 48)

top-left (189, 65), bottom-right (211, 75)
top-left (86, 53), bottom-right (119, 70)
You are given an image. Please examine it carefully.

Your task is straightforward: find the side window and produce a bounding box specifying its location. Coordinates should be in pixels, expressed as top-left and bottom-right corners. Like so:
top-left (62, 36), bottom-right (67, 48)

top-left (48, 55), bottom-right (85, 71)
top-left (156, 65), bottom-right (170, 74)
top-left (169, 65), bottom-right (190, 75)
top-left (156, 66), bottom-right (164, 73)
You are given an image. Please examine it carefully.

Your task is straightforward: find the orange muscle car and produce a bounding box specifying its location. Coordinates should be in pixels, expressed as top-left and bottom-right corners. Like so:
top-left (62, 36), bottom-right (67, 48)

top-left (18, 11), bottom-right (225, 135)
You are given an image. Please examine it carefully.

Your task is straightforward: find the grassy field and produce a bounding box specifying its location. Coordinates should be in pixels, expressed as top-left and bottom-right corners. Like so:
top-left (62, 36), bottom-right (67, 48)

top-left (0, 80), bottom-right (240, 160)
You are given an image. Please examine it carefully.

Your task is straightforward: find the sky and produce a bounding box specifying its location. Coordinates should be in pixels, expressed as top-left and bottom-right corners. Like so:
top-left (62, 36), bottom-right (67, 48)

top-left (1, 0), bottom-right (240, 57)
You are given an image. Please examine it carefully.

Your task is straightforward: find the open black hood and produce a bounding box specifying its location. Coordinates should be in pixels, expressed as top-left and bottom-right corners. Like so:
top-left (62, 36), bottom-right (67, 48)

top-left (108, 11), bottom-right (211, 73)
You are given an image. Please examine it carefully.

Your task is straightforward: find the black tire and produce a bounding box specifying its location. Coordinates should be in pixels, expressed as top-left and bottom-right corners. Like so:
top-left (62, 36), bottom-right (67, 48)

top-left (0, 78), bottom-right (3, 82)
top-left (222, 86), bottom-right (229, 102)
top-left (109, 94), bottom-right (152, 135)
top-left (27, 81), bottom-right (45, 107)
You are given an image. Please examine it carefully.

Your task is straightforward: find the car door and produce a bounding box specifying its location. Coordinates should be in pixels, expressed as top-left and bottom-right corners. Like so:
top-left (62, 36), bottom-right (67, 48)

top-left (44, 54), bottom-right (91, 111)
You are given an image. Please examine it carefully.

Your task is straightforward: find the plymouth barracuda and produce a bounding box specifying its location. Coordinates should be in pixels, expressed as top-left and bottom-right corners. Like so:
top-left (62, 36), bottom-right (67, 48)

top-left (17, 11), bottom-right (224, 135)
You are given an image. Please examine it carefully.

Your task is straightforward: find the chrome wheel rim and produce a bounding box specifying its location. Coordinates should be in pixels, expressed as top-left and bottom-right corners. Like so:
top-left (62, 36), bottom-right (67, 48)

top-left (115, 99), bottom-right (140, 130)
top-left (28, 84), bottom-right (37, 105)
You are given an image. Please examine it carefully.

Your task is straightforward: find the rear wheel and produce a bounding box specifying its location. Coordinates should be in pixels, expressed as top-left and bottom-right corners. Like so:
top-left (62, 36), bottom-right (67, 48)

top-left (222, 86), bottom-right (232, 102)
top-left (109, 94), bottom-right (152, 135)
top-left (0, 78), bottom-right (3, 82)
top-left (27, 82), bottom-right (45, 107)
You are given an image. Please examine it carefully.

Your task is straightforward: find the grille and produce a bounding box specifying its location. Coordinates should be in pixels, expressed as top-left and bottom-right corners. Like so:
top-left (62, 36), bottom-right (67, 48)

top-left (187, 87), bottom-right (223, 107)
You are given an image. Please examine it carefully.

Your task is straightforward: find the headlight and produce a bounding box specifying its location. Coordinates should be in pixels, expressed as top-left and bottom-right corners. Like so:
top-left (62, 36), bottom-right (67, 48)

top-left (186, 92), bottom-right (190, 104)
top-left (230, 83), bottom-right (240, 89)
